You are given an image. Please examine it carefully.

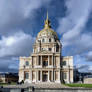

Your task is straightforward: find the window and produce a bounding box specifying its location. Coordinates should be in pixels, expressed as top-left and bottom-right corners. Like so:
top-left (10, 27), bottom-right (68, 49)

top-left (63, 72), bottom-right (67, 79)
top-left (49, 38), bottom-right (51, 42)
top-left (62, 61), bottom-right (66, 66)
top-left (56, 44), bottom-right (59, 52)
top-left (48, 48), bottom-right (52, 51)
top-left (42, 39), bottom-right (45, 42)
top-left (38, 56), bottom-right (41, 65)
top-left (25, 61), bottom-right (29, 66)
top-left (25, 72), bottom-right (29, 79)
top-left (43, 61), bottom-right (48, 67)
top-left (38, 71), bottom-right (40, 81)
top-left (55, 39), bottom-right (56, 42)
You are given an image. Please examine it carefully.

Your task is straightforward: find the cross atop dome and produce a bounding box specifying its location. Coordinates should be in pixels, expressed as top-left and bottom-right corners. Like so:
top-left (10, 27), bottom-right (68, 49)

top-left (44, 11), bottom-right (51, 29)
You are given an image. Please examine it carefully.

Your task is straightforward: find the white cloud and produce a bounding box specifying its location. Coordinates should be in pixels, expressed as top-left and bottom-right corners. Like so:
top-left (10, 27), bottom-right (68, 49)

top-left (57, 0), bottom-right (92, 56)
top-left (0, 0), bottom-right (51, 35)
top-left (86, 51), bottom-right (92, 61)
top-left (57, 0), bottom-right (92, 34)
top-left (0, 0), bottom-right (52, 72)
top-left (0, 31), bottom-right (35, 72)
top-left (0, 31), bottom-right (35, 57)
top-left (74, 55), bottom-right (92, 72)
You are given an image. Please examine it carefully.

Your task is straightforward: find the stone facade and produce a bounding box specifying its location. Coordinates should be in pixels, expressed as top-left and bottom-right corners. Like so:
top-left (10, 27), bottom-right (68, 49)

top-left (19, 13), bottom-right (73, 84)
top-left (84, 76), bottom-right (92, 84)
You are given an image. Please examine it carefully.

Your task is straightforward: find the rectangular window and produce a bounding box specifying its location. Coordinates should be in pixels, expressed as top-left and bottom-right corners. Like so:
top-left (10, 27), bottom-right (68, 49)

top-left (49, 39), bottom-right (51, 42)
top-left (49, 71), bottom-right (52, 81)
top-left (38, 71), bottom-right (40, 81)
top-left (49, 56), bottom-right (52, 65)
top-left (42, 39), bottom-right (45, 42)
top-left (62, 61), bottom-right (66, 66)
top-left (25, 61), bottom-right (29, 66)
top-left (63, 72), bottom-right (67, 79)
top-left (38, 56), bottom-right (41, 65)
top-left (25, 72), bottom-right (29, 79)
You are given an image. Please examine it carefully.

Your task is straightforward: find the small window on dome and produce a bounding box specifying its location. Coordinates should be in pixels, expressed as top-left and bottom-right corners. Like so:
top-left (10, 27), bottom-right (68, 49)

top-left (49, 38), bottom-right (51, 42)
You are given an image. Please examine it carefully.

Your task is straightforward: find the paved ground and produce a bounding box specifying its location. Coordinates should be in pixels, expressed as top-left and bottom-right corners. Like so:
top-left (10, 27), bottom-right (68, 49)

top-left (3, 82), bottom-right (68, 88)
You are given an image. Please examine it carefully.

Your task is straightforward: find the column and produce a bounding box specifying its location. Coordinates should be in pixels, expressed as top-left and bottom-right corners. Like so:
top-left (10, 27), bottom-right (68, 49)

top-left (21, 71), bottom-right (24, 82)
top-left (36, 71), bottom-right (38, 82)
top-left (48, 71), bottom-right (50, 82)
top-left (48, 55), bottom-right (49, 66)
top-left (30, 70), bottom-right (32, 82)
top-left (54, 71), bottom-right (55, 82)
top-left (52, 70), bottom-right (54, 82)
top-left (52, 55), bottom-right (53, 66)
top-left (54, 56), bottom-right (55, 67)
top-left (37, 56), bottom-right (39, 65)
top-left (58, 70), bottom-right (60, 82)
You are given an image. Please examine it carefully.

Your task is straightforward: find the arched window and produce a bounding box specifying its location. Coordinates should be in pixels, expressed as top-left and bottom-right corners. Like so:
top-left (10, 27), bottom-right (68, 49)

top-left (25, 61), bottom-right (29, 66)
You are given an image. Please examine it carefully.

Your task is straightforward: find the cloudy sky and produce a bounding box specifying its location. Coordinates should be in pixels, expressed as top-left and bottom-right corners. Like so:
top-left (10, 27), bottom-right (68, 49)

top-left (0, 0), bottom-right (92, 73)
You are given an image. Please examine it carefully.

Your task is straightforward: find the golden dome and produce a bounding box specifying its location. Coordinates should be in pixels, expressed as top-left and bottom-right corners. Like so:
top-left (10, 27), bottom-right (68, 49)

top-left (38, 28), bottom-right (58, 39)
top-left (37, 12), bottom-right (58, 39)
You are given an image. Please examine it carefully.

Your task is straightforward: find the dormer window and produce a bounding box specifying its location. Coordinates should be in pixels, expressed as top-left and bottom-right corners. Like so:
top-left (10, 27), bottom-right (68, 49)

top-left (49, 38), bottom-right (51, 42)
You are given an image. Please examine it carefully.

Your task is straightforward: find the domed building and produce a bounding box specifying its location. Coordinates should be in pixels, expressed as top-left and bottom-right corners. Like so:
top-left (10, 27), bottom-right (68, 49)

top-left (19, 13), bottom-right (73, 84)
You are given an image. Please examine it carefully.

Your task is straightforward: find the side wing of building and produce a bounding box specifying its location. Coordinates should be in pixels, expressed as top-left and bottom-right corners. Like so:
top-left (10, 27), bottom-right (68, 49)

top-left (19, 56), bottom-right (32, 83)
top-left (61, 56), bottom-right (73, 83)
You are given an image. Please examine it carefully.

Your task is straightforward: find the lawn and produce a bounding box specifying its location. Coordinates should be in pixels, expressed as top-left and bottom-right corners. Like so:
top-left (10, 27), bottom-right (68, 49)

top-left (0, 82), bottom-right (17, 86)
top-left (65, 84), bottom-right (92, 88)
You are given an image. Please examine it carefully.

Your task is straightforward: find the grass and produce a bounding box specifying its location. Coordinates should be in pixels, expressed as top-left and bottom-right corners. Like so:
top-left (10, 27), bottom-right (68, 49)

top-left (64, 84), bottom-right (92, 88)
top-left (0, 82), bottom-right (17, 86)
